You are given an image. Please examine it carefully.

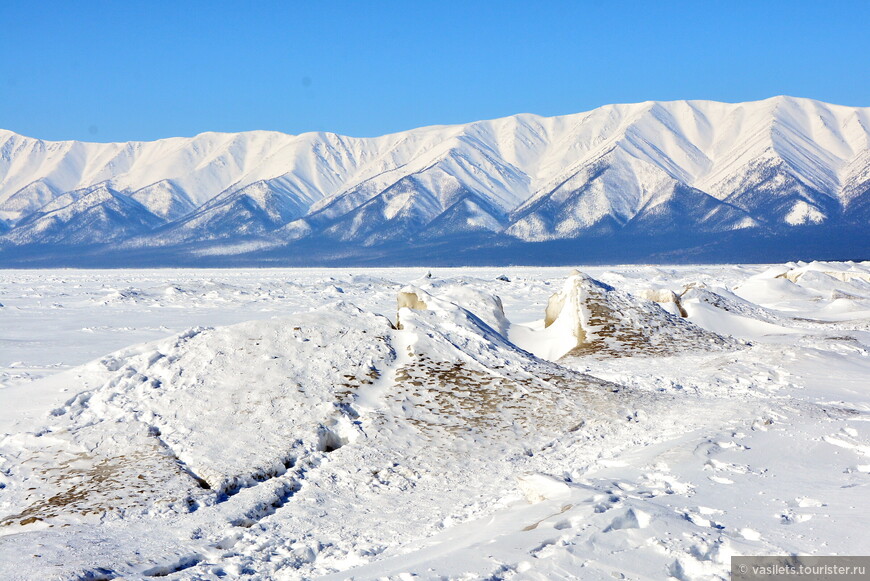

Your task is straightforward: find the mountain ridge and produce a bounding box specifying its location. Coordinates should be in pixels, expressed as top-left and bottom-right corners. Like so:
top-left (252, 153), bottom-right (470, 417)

top-left (1, 96), bottom-right (868, 265)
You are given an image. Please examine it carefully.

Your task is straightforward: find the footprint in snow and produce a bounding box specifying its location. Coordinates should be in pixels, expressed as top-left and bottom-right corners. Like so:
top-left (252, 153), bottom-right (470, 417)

top-left (636, 471), bottom-right (694, 496)
top-left (779, 510), bottom-right (813, 524)
top-left (740, 528), bottom-right (762, 541)
top-left (604, 508), bottom-right (651, 532)
top-left (591, 492), bottom-right (622, 513)
top-left (681, 510), bottom-right (725, 530)
top-left (705, 458), bottom-right (749, 474)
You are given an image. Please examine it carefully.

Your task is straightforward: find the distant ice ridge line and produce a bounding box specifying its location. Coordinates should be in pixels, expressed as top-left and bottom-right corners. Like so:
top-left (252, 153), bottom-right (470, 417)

top-left (0, 96), bottom-right (869, 262)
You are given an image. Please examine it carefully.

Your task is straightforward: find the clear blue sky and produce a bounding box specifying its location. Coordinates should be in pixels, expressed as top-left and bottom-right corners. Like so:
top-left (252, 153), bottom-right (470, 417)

top-left (1, 0), bottom-right (868, 143)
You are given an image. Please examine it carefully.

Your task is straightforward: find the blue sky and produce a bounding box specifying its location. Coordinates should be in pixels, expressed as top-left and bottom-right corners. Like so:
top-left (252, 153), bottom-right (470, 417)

top-left (1, 1), bottom-right (868, 142)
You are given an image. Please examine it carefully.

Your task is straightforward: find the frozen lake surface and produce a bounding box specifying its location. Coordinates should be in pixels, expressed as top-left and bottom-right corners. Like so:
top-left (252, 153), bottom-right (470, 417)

top-left (0, 263), bottom-right (869, 579)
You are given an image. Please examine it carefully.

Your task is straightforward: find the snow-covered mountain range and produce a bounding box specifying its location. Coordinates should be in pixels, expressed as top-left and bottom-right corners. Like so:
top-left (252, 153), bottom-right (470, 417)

top-left (1, 96), bottom-right (868, 265)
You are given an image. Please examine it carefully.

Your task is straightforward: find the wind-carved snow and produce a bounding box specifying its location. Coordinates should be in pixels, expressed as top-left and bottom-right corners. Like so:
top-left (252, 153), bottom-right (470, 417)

top-left (0, 97), bottom-right (868, 260)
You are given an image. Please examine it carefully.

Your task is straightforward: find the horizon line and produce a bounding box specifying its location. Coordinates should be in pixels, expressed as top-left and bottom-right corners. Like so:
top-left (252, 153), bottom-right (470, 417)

top-left (3, 95), bottom-right (869, 146)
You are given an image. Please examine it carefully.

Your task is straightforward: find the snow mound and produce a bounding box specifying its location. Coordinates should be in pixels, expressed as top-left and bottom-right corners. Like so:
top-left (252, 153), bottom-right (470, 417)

top-left (516, 472), bottom-right (571, 503)
top-left (734, 261), bottom-right (870, 316)
top-left (512, 271), bottom-right (734, 359)
top-left (391, 285), bottom-right (618, 441)
top-left (397, 280), bottom-right (512, 337)
top-left (775, 261), bottom-right (870, 284)
top-left (682, 286), bottom-right (786, 326)
top-left (637, 287), bottom-right (689, 317)
top-left (0, 303), bottom-right (396, 529)
top-left (604, 507), bottom-right (651, 531)
top-left (0, 288), bottom-right (622, 542)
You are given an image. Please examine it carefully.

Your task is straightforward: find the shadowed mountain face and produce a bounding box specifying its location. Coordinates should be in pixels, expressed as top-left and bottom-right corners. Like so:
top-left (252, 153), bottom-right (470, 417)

top-left (0, 97), bottom-right (868, 265)
top-left (4, 185), bottom-right (163, 245)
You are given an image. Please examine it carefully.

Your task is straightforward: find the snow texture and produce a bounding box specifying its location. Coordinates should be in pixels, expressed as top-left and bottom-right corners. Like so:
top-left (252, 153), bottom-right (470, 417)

top-left (0, 263), bottom-right (869, 579)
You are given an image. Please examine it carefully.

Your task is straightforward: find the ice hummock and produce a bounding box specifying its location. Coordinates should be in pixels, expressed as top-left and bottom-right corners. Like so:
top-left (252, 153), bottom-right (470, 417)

top-left (510, 270), bottom-right (734, 360)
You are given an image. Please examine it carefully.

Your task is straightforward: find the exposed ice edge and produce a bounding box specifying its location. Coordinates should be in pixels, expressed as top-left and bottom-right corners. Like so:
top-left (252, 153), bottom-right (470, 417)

top-left (1, 262), bottom-right (870, 579)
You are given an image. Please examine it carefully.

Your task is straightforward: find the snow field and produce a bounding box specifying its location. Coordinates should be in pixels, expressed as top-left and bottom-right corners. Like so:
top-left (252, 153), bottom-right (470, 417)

top-left (0, 262), bottom-right (868, 579)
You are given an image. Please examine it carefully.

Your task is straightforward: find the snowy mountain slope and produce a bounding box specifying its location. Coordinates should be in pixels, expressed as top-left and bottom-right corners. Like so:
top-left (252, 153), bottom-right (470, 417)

top-left (711, 154), bottom-right (838, 226)
top-left (3, 184), bottom-right (163, 245)
top-left (289, 128), bottom-right (535, 244)
top-left (0, 130), bottom-right (321, 208)
top-left (129, 179), bottom-right (196, 221)
top-left (506, 148), bottom-right (759, 240)
top-left (0, 97), bottom-right (868, 260)
top-left (418, 191), bottom-right (508, 238)
top-left (0, 179), bottom-right (59, 224)
top-left (841, 150), bottom-right (870, 223)
top-left (320, 175), bottom-right (451, 245)
top-left (142, 178), bottom-right (317, 244)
